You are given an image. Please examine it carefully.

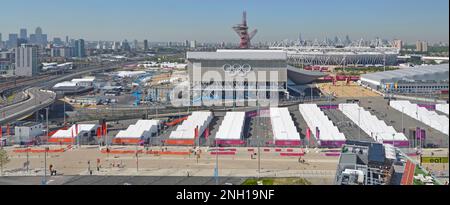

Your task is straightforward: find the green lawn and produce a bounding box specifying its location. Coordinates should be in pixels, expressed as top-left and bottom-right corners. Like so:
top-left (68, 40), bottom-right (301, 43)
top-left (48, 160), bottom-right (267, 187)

top-left (413, 166), bottom-right (437, 185)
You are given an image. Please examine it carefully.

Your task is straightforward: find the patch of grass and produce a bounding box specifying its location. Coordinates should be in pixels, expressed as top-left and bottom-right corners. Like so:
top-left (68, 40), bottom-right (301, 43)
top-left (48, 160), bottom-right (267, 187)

top-left (413, 166), bottom-right (437, 185)
top-left (242, 178), bottom-right (311, 185)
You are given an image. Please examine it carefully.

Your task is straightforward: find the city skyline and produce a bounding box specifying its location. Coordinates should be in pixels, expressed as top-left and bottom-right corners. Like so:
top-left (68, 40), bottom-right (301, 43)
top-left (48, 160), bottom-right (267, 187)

top-left (0, 0), bottom-right (449, 44)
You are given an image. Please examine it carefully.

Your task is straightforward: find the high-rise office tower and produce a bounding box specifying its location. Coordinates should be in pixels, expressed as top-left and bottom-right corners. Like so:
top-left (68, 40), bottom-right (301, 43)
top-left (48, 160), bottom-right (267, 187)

top-left (8, 34), bottom-right (19, 48)
top-left (133, 40), bottom-right (139, 50)
top-left (15, 44), bottom-right (39, 77)
top-left (29, 27), bottom-right (47, 46)
top-left (20, 28), bottom-right (27, 40)
top-left (144, 40), bottom-right (149, 51)
top-left (74, 39), bottom-right (86, 58)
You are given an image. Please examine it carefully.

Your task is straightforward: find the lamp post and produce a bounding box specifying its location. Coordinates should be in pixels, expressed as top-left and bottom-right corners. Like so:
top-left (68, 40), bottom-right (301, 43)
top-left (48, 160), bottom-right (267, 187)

top-left (42, 147), bottom-right (49, 185)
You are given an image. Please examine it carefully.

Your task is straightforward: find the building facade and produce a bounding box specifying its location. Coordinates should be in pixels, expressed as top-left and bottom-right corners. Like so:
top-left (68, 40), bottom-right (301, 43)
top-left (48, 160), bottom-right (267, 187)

top-left (73, 39), bottom-right (86, 58)
top-left (187, 50), bottom-right (288, 106)
top-left (15, 44), bottom-right (39, 77)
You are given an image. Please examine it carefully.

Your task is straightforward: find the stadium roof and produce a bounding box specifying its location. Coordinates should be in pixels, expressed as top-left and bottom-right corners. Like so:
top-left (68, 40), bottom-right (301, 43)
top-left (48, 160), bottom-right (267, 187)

top-left (187, 50), bottom-right (287, 60)
top-left (361, 64), bottom-right (449, 86)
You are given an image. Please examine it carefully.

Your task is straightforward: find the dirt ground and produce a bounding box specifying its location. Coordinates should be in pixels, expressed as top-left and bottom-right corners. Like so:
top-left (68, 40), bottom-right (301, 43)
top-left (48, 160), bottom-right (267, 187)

top-left (2, 145), bottom-right (338, 184)
top-left (318, 82), bottom-right (380, 98)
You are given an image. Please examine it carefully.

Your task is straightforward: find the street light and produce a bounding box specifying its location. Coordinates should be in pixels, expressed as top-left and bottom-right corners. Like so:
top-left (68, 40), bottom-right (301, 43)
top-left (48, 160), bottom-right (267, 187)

top-left (42, 147), bottom-right (49, 185)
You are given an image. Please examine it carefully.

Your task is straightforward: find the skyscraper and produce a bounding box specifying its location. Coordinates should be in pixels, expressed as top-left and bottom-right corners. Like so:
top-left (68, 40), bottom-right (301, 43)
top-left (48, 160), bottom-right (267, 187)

top-left (74, 39), bottom-right (86, 58)
top-left (8, 34), bottom-right (18, 48)
top-left (121, 40), bottom-right (131, 52)
top-left (144, 40), bottom-right (149, 51)
top-left (20, 28), bottom-right (27, 40)
top-left (29, 27), bottom-right (47, 46)
top-left (15, 44), bottom-right (39, 77)
top-left (133, 40), bottom-right (139, 51)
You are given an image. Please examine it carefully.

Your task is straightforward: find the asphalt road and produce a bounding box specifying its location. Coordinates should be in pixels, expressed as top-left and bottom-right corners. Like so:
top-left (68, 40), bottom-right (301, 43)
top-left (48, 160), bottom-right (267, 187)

top-left (0, 88), bottom-right (55, 124)
top-left (0, 175), bottom-right (247, 185)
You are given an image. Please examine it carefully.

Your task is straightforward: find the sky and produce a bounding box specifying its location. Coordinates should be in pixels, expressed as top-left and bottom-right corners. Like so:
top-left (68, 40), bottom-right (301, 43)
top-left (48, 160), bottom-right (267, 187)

top-left (0, 0), bottom-right (448, 43)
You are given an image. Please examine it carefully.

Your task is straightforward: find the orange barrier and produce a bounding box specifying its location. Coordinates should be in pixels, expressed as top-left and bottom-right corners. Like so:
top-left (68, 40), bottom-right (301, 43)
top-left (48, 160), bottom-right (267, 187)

top-left (263, 149), bottom-right (270, 152)
top-left (113, 138), bottom-right (141, 145)
top-left (48, 138), bottom-right (75, 144)
top-left (275, 148), bottom-right (282, 152)
top-left (247, 148), bottom-right (254, 152)
top-left (13, 148), bottom-right (66, 153)
top-left (100, 149), bottom-right (144, 154)
top-left (146, 151), bottom-right (190, 155)
top-left (210, 152), bottom-right (236, 155)
top-left (165, 116), bottom-right (188, 127)
top-left (165, 139), bottom-right (195, 146)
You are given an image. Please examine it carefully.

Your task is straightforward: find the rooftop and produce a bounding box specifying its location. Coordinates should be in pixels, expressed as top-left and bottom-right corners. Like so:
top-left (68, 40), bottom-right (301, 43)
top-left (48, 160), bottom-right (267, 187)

top-left (187, 49), bottom-right (287, 60)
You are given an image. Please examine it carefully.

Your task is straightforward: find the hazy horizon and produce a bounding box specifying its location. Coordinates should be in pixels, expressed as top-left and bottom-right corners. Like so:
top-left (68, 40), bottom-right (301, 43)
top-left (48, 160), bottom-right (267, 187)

top-left (0, 0), bottom-right (449, 44)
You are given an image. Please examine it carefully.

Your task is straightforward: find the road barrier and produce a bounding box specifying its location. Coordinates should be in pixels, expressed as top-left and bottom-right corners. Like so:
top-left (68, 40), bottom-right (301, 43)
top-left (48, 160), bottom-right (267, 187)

top-left (13, 148), bottom-right (66, 153)
top-left (280, 152), bottom-right (305, 157)
top-left (210, 151), bottom-right (236, 155)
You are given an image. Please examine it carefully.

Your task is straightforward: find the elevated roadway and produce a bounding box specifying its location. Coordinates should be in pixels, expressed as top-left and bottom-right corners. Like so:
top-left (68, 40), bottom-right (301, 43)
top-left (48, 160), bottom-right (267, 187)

top-left (0, 61), bottom-right (134, 125)
top-left (0, 88), bottom-right (55, 124)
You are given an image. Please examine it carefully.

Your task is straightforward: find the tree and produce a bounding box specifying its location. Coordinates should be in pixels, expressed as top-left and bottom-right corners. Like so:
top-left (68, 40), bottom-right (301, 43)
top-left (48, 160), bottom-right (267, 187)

top-left (0, 149), bottom-right (10, 176)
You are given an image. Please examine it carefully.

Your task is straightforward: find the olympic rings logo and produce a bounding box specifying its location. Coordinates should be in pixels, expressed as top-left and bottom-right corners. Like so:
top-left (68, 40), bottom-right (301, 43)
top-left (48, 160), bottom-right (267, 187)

top-left (222, 64), bottom-right (252, 76)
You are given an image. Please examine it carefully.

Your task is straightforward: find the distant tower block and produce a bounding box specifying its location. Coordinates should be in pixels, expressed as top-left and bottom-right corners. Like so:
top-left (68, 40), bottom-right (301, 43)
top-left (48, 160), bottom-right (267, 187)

top-left (233, 11), bottom-right (258, 49)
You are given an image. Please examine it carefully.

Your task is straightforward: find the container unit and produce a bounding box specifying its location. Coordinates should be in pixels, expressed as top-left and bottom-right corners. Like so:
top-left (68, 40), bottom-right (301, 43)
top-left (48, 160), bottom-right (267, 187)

top-left (299, 104), bottom-right (346, 147)
top-left (390, 101), bottom-right (449, 136)
top-left (436, 104), bottom-right (449, 115)
top-left (114, 120), bottom-right (160, 144)
top-left (168, 112), bottom-right (213, 145)
top-left (339, 104), bottom-right (409, 147)
top-left (269, 107), bottom-right (301, 146)
top-left (215, 112), bottom-right (246, 145)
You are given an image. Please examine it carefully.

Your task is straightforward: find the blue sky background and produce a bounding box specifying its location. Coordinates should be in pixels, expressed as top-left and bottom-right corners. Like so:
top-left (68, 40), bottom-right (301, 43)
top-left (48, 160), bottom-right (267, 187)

top-left (0, 0), bottom-right (448, 43)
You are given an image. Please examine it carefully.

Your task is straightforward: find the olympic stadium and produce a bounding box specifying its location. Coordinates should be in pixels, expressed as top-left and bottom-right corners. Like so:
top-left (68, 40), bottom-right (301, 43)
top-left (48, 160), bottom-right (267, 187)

top-left (270, 46), bottom-right (400, 66)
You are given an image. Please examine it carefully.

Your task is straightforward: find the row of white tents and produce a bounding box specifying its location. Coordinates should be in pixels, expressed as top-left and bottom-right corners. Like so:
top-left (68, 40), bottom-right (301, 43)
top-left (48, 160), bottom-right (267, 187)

top-left (390, 101), bottom-right (449, 136)
top-left (169, 111), bottom-right (213, 139)
top-left (436, 104), bottom-right (449, 115)
top-left (215, 112), bottom-right (246, 141)
top-left (269, 107), bottom-right (301, 143)
top-left (299, 104), bottom-right (346, 145)
top-left (115, 120), bottom-right (160, 140)
top-left (339, 103), bottom-right (408, 143)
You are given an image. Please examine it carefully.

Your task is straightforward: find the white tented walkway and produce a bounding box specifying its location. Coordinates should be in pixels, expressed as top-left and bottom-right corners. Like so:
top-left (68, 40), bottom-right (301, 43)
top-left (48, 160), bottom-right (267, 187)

top-left (115, 120), bottom-right (160, 140)
top-left (215, 112), bottom-right (245, 140)
top-left (390, 101), bottom-right (449, 136)
top-left (299, 104), bottom-right (346, 142)
top-left (436, 104), bottom-right (449, 115)
top-left (339, 103), bottom-right (408, 143)
top-left (169, 111), bottom-right (213, 139)
top-left (269, 107), bottom-right (301, 142)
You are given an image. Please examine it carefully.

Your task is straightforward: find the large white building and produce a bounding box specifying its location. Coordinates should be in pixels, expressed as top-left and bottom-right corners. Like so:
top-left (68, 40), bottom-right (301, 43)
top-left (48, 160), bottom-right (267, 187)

top-left (360, 64), bottom-right (449, 93)
top-left (186, 49), bottom-right (326, 106)
top-left (15, 44), bottom-right (39, 77)
top-left (187, 50), bottom-right (288, 106)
